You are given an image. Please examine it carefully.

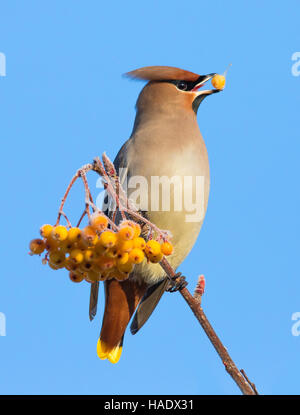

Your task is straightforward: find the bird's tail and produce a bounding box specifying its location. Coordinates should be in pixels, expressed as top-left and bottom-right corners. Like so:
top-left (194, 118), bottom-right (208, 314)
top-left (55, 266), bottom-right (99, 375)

top-left (97, 278), bottom-right (147, 364)
top-left (97, 336), bottom-right (124, 364)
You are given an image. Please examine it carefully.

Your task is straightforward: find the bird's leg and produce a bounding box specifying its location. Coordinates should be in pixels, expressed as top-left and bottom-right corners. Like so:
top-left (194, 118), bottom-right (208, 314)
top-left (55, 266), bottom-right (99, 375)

top-left (166, 272), bottom-right (188, 293)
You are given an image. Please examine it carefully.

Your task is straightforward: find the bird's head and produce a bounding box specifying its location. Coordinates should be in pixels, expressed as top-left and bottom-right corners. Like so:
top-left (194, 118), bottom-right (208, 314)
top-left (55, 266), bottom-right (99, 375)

top-left (125, 66), bottom-right (222, 115)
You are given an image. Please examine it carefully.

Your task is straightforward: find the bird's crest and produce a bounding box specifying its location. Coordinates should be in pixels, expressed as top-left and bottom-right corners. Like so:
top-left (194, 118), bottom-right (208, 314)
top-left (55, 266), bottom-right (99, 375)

top-left (125, 66), bottom-right (200, 82)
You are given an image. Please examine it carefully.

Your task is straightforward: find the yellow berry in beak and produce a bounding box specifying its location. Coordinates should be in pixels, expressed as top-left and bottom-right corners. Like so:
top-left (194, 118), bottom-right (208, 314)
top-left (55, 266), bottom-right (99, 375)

top-left (211, 74), bottom-right (226, 90)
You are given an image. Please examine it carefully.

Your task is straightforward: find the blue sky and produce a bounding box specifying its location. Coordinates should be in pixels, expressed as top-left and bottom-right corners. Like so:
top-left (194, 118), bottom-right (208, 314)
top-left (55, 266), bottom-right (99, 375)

top-left (0, 1), bottom-right (300, 395)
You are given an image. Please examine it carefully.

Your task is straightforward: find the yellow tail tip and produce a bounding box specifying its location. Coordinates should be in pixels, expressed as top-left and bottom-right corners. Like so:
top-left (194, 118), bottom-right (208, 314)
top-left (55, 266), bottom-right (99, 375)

top-left (97, 339), bottom-right (122, 364)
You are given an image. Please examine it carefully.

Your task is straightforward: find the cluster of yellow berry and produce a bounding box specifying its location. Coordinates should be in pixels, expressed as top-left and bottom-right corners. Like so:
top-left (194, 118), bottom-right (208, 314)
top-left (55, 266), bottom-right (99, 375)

top-left (29, 214), bottom-right (173, 284)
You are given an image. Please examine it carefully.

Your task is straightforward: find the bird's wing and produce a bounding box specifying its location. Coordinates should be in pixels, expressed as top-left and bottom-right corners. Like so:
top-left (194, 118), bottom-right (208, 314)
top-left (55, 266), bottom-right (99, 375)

top-left (130, 278), bottom-right (169, 334)
top-left (89, 140), bottom-right (131, 321)
top-left (89, 281), bottom-right (99, 321)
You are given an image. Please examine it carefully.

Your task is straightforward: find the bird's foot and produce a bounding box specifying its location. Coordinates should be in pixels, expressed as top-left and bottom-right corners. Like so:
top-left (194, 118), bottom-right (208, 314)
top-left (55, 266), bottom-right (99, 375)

top-left (166, 272), bottom-right (188, 293)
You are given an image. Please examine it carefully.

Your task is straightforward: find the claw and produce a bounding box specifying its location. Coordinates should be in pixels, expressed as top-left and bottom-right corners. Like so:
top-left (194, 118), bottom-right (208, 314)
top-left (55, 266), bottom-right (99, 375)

top-left (166, 272), bottom-right (188, 293)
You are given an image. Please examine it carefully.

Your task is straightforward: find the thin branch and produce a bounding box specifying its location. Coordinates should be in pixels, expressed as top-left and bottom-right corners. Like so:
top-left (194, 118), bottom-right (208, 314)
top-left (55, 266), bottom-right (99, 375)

top-left (76, 210), bottom-right (87, 228)
top-left (56, 171), bottom-right (80, 226)
top-left (93, 157), bottom-right (126, 220)
top-left (59, 211), bottom-right (72, 228)
top-left (240, 369), bottom-right (259, 395)
top-left (159, 257), bottom-right (258, 395)
top-left (80, 171), bottom-right (93, 221)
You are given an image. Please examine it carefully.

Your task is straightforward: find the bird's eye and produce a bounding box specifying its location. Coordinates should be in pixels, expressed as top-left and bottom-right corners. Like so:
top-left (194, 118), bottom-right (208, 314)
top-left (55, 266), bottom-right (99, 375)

top-left (177, 81), bottom-right (188, 91)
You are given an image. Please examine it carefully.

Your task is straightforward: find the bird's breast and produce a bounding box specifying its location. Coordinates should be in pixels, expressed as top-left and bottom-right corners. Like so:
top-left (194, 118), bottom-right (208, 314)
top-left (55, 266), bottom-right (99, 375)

top-left (123, 120), bottom-right (210, 285)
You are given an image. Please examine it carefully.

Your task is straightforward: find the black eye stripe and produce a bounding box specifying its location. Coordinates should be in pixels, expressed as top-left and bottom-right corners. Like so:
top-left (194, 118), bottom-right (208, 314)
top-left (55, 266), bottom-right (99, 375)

top-left (159, 76), bottom-right (207, 91)
top-left (173, 80), bottom-right (194, 91)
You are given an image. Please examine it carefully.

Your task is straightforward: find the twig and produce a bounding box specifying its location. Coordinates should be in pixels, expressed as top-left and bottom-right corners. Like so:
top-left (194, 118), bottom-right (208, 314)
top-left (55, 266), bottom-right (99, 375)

top-left (59, 211), bottom-right (72, 228)
top-left (93, 157), bottom-right (126, 220)
top-left (55, 163), bottom-right (94, 226)
top-left (76, 210), bottom-right (87, 228)
top-left (56, 171), bottom-right (80, 226)
top-left (193, 275), bottom-right (205, 306)
top-left (159, 257), bottom-right (258, 395)
top-left (80, 171), bottom-right (93, 221)
top-left (240, 369), bottom-right (259, 395)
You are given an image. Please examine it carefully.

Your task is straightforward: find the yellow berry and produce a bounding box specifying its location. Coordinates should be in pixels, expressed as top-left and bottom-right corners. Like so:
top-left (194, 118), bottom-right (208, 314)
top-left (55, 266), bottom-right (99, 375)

top-left (90, 213), bottom-right (108, 231)
top-left (75, 239), bottom-right (89, 251)
top-left (116, 252), bottom-right (129, 266)
top-left (49, 251), bottom-right (66, 267)
top-left (111, 269), bottom-right (128, 281)
top-left (45, 235), bottom-right (60, 251)
top-left (40, 224), bottom-right (53, 239)
top-left (96, 256), bottom-right (115, 271)
top-left (82, 226), bottom-right (98, 247)
top-left (120, 220), bottom-right (135, 229)
top-left (67, 227), bottom-right (82, 244)
top-left (106, 247), bottom-right (119, 258)
top-left (84, 249), bottom-right (97, 262)
top-left (118, 226), bottom-right (135, 241)
top-left (133, 237), bottom-right (146, 250)
top-left (81, 261), bottom-right (93, 272)
top-left (145, 240), bottom-right (161, 256)
top-left (69, 271), bottom-right (84, 283)
top-left (128, 248), bottom-right (145, 264)
top-left (85, 270), bottom-right (101, 283)
top-left (133, 223), bottom-right (141, 238)
top-left (29, 238), bottom-right (45, 255)
top-left (51, 225), bottom-right (68, 242)
top-left (98, 271), bottom-right (111, 281)
top-left (70, 249), bottom-right (84, 264)
top-left (60, 240), bottom-right (74, 253)
top-left (161, 241), bottom-right (173, 256)
top-left (117, 261), bottom-right (134, 274)
top-left (64, 257), bottom-right (79, 271)
top-left (91, 261), bottom-right (102, 273)
top-left (48, 261), bottom-right (61, 270)
top-left (95, 241), bottom-right (109, 255)
top-left (211, 74), bottom-right (226, 90)
top-left (99, 231), bottom-right (117, 248)
top-left (148, 252), bottom-right (163, 263)
top-left (116, 239), bottom-right (133, 253)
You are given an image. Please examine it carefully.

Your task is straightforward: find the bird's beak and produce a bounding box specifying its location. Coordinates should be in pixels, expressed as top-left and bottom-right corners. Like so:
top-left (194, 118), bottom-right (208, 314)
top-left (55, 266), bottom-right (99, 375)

top-left (191, 73), bottom-right (221, 113)
top-left (191, 73), bottom-right (221, 96)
